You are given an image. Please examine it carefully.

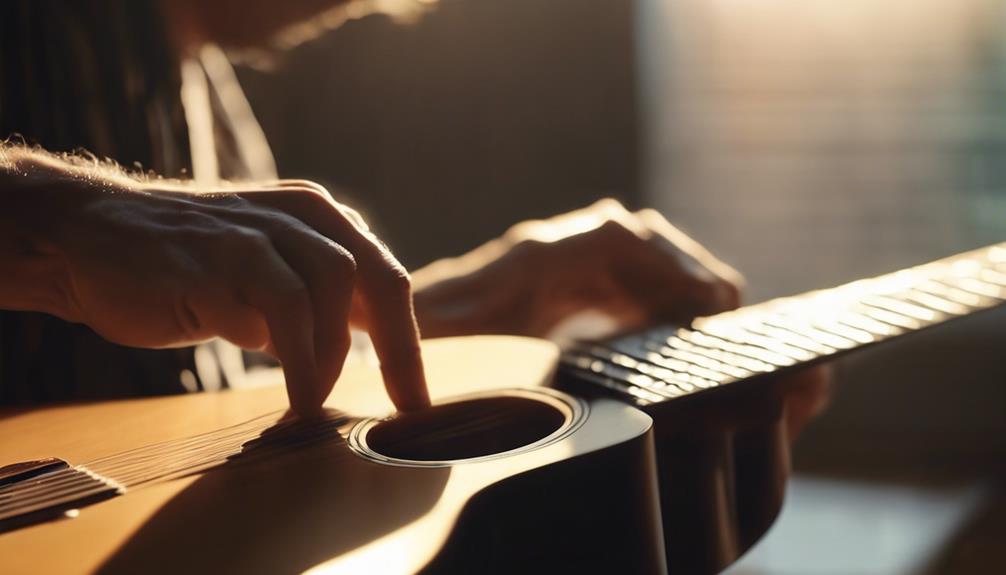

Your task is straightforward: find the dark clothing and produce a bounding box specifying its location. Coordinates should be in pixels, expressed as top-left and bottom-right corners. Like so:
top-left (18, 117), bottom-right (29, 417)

top-left (0, 0), bottom-right (196, 402)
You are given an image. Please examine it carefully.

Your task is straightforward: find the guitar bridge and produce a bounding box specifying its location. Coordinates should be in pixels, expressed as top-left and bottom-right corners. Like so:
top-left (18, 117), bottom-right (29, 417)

top-left (0, 458), bottom-right (124, 533)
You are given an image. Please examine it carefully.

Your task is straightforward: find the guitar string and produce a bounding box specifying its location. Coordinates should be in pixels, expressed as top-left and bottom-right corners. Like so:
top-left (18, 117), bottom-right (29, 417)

top-left (87, 417), bottom-right (282, 477)
top-left (0, 408), bottom-right (529, 518)
top-left (4, 250), bottom-right (1004, 519)
top-left (0, 415), bottom-right (350, 513)
top-left (97, 406), bottom-right (516, 486)
top-left (0, 422), bottom-right (488, 520)
top-left (0, 415), bottom-right (287, 507)
top-left (84, 411), bottom-right (282, 467)
top-left (574, 255), bottom-right (1006, 401)
top-left (0, 417), bottom-right (351, 516)
top-left (106, 421), bottom-right (349, 486)
top-left (0, 414), bottom-right (283, 497)
top-left (1, 410), bottom-right (518, 516)
top-left (0, 325), bottom-right (965, 514)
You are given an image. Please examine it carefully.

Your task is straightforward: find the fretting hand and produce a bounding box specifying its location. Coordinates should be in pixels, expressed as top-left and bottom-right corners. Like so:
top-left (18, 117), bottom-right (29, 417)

top-left (412, 198), bottom-right (829, 438)
top-left (412, 198), bottom-right (743, 339)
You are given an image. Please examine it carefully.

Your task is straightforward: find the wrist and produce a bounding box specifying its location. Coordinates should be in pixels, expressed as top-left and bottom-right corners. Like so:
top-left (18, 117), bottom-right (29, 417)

top-left (0, 151), bottom-right (132, 319)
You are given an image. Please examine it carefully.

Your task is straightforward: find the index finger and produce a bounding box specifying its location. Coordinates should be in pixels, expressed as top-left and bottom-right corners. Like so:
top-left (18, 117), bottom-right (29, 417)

top-left (355, 261), bottom-right (431, 411)
top-left (237, 188), bottom-right (430, 412)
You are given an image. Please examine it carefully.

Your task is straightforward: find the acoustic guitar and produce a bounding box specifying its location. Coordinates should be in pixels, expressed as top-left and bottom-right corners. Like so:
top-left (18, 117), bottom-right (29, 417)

top-left (1, 243), bottom-right (1004, 574)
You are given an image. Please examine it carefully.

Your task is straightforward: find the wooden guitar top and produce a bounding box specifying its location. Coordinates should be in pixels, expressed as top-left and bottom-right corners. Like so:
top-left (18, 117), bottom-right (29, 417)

top-left (0, 336), bottom-right (656, 574)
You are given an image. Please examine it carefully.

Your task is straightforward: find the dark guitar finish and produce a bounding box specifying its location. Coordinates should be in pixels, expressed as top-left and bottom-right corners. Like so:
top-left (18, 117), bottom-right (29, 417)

top-left (561, 242), bottom-right (1006, 572)
top-left (0, 242), bottom-right (1003, 574)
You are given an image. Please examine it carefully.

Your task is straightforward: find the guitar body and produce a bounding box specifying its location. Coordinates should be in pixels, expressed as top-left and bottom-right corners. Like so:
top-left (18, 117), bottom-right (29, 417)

top-left (0, 337), bottom-right (667, 574)
top-left (8, 243), bottom-right (1001, 573)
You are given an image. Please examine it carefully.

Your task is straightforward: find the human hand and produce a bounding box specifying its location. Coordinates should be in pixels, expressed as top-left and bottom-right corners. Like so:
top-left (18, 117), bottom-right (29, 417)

top-left (411, 198), bottom-right (829, 437)
top-left (4, 154), bottom-right (427, 415)
top-left (412, 198), bottom-right (743, 339)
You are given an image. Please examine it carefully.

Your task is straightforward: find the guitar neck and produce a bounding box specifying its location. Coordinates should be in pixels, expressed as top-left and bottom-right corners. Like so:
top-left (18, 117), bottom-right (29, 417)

top-left (561, 242), bottom-right (1006, 408)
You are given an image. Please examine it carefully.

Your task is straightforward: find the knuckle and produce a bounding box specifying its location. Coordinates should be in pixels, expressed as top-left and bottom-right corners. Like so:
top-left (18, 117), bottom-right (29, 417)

top-left (509, 237), bottom-right (547, 260)
top-left (323, 241), bottom-right (358, 276)
top-left (503, 221), bottom-right (537, 243)
top-left (287, 179), bottom-right (333, 198)
top-left (593, 197), bottom-right (628, 215)
top-left (293, 183), bottom-right (334, 206)
top-left (236, 227), bottom-right (272, 251)
top-left (722, 267), bottom-right (746, 291)
top-left (636, 207), bottom-right (665, 223)
top-left (694, 277), bottom-right (741, 313)
top-left (597, 218), bottom-right (634, 241)
top-left (338, 205), bottom-right (370, 231)
top-left (275, 277), bottom-right (311, 308)
top-left (721, 279), bottom-right (742, 307)
top-left (379, 262), bottom-right (413, 296)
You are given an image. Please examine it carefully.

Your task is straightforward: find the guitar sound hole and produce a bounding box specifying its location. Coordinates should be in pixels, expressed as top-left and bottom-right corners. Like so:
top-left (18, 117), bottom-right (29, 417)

top-left (365, 396), bottom-right (568, 462)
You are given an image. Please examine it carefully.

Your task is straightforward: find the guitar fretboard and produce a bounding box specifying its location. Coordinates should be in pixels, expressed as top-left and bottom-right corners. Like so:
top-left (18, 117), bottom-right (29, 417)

top-left (560, 243), bottom-right (1006, 408)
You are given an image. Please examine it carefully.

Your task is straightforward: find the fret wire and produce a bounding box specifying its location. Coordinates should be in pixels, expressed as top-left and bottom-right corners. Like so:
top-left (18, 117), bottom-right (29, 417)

top-left (662, 336), bottom-right (772, 374)
top-left (574, 370), bottom-right (664, 404)
top-left (979, 268), bottom-right (1006, 286)
top-left (582, 345), bottom-right (714, 391)
top-left (594, 359), bottom-right (685, 396)
top-left (761, 315), bottom-right (860, 349)
top-left (859, 295), bottom-right (941, 323)
top-left (645, 341), bottom-right (754, 379)
top-left (989, 246), bottom-right (1006, 264)
top-left (614, 350), bottom-right (702, 392)
top-left (621, 338), bottom-right (747, 381)
top-left (564, 350), bottom-right (679, 397)
top-left (690, 322), bottom-right (816, 363)
top-left (849, 304), bottom-right (921, 330)
top-left (564, 243), bottom-right (1006, 408)
top-left (901, 289), bottom-right (973, 316)
top-left (914, 280), bottom-right (985, 307)
top-left (815, 320), bottom-right (875, 344)
top-left (736, 320), bottom-right (837, 356)
top-left (607, 350), bottom-right (697, 389)
top-left (678, 330), bottom-right (794, 368)
top-left (946, 277), bottom-right (1006, 299)
top-left (833, 310), bottom-right (901, 337)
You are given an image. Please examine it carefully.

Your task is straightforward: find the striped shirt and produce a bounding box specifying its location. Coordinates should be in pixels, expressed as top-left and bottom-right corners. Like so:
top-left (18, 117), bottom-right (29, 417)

top-left (1, 0), bottom-right (276, 403)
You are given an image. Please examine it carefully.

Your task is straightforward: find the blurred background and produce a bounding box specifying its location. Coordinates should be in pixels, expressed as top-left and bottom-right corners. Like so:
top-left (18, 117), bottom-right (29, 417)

top-left (236, 0), bottom-right (1006, 572)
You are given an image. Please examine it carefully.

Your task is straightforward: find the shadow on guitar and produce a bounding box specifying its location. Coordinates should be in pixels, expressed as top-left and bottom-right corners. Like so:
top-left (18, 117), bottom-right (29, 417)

top-left (97, 410), bottom-right (450, 574)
